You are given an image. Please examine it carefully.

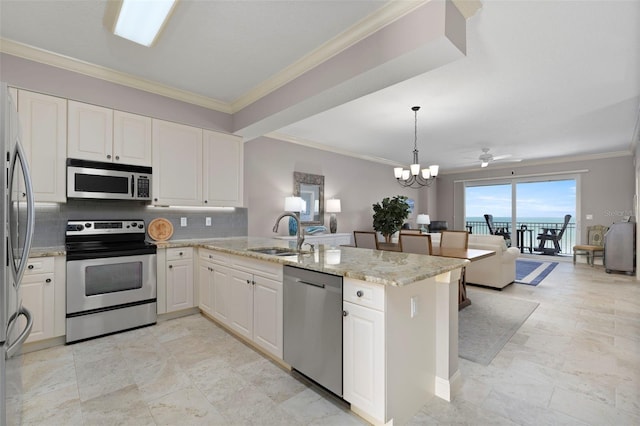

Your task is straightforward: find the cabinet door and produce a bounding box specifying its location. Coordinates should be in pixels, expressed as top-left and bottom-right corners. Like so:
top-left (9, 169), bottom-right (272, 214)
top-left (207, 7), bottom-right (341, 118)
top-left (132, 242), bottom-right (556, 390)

top-left (343, 301), bottom-right (385, 422)
top-left (212, 264), bottom-right (233, 325)
top-left (17, 90), bottom-right (67, 202)
top-left (20, 273), bottom-right (55, 343)
top-left (152, 119), bottom-right (203, 206)
top-left (166, 258), bottom-right (194, 312)
top-left (68, 100), bottom-right (113, 162)
top-left (197, 262), bottom-right (213, 315)
top-left (253, 275), bottom-right (283, 358)
top-left (113, 110), bottom-right (152, 166)
top-left (202, 130), bottom-right (243, 207)
top-left (228, 268), bottom-right (253, 340)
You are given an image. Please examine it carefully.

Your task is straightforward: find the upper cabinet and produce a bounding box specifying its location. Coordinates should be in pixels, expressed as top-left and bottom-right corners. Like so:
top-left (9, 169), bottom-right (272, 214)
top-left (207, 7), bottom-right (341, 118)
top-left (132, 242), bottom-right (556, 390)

top-left (203, 130), bottom-right (243, 207)
top-left (153, 120), bottom-right (244, 207)
top-left (68, 100), bottom-right (152, 167)
top-left (15, 89), bottom-right (67, 203)
top-left (152, 119), bottom-right (203, 206)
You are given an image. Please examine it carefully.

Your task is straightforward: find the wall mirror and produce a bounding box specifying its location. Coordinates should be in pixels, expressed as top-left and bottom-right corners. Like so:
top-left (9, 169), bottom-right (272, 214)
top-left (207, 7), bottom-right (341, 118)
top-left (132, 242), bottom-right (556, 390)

top-left (294, 171), bottom-right (324, 225)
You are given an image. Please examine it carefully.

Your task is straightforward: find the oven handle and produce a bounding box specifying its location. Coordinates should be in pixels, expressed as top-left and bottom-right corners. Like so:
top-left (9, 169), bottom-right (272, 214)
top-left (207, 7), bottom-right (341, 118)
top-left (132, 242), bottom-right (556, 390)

top-left (131, 174), bottom-right (134, 198)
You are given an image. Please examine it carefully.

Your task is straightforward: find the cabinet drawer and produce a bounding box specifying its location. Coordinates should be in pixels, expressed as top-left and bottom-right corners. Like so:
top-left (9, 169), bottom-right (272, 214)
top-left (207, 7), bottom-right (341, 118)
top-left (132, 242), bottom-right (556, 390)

top-left (167, 247), bottom-right (193, 261)
top-left (343, 278), bottom-right (385, 311)
top-left (25, 257), bottom-right (55, 275)
top-left (199, 248), bottom-right (229, 265)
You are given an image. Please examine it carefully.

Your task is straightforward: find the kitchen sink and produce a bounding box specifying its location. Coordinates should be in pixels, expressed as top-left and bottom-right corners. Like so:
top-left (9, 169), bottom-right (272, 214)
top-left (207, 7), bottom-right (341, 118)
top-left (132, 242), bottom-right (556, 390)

top-left (248, 247), bottom-right (308, 256)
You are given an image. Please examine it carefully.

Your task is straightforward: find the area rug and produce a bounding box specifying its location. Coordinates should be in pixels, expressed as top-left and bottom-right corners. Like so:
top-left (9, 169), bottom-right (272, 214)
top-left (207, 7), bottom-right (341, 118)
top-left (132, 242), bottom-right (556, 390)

top-left (459, 290), bottom-right (539, 365)
top-left (515, 259), bottom-right (558, 286)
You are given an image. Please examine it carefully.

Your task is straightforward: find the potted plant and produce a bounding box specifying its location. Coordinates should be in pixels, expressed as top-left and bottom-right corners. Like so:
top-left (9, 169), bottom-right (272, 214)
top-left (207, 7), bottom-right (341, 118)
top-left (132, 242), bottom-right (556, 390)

top-left (372, 195), bottom-right (411, 243)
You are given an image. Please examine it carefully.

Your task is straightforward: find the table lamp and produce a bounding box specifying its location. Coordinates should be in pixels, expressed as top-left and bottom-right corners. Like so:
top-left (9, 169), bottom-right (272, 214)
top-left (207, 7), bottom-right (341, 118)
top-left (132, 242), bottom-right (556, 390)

top-left (284, 196), bottom-right (305, 236)
top-left (416, 214), bottom-right (430, 232)
top-left (326, 199), bottom-right (341, 234)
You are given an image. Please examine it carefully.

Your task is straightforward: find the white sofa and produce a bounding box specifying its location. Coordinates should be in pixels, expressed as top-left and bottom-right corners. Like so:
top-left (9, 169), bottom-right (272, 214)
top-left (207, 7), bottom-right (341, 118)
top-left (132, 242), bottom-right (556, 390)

top-left (429, 233), bottom-right (520, 289)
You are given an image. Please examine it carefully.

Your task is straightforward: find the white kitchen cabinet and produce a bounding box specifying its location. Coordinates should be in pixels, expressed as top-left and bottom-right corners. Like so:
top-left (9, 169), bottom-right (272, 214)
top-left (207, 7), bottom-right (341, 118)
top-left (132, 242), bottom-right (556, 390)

top-left (343, 300), bottom-right (385, 421)
top-left (166, 248), bottom-right (195, 312)
top-left (16, 256), bottom-right (66, 344)
top-left (68, 101), bottom-right (152, 166)
top-left (112, 110), bottom-right (152, 166)
top-left (202, 130), bottom-right (243, 207)
top-left (152, 119), bottom-right (203, 206)
top-left (197, 249), bottom-right (283, 358)
top-left (15, 89), bottom-right (67, 203)
top-left (68, 100), bottom-right (113, 162)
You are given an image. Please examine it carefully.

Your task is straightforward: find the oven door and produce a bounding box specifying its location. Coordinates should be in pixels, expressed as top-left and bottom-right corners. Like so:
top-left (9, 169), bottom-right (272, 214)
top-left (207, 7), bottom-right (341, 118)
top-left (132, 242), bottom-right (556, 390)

top-left (66, 254), bottom-right (156, 314)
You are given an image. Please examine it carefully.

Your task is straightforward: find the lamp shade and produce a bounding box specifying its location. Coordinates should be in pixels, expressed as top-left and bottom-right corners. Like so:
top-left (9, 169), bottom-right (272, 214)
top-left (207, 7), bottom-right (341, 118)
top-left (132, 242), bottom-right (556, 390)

top-left (284, 196), bottom-right (305, 212)
top-left (416, 214), bottom-right (431, 225)
top-left (326, 199), bottom-right (341, 213)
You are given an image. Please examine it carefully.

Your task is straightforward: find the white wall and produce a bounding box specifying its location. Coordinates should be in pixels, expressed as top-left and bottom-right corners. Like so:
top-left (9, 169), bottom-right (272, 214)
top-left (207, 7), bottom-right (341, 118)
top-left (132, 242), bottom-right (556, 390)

top-left (244, 136), bottom-right (434, 237)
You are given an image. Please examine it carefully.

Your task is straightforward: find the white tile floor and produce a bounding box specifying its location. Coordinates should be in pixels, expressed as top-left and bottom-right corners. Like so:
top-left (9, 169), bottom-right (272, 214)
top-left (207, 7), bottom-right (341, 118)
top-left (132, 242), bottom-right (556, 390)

top-left (14, 258), bottom-right (640, 425)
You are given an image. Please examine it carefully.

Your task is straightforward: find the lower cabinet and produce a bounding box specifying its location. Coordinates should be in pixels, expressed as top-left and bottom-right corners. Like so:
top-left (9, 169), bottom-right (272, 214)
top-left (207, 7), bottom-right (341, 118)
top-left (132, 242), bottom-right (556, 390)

top-left (343, 279), bottom-right (386, 423)
top-left (166, 248), bottom-right (195, 313)
top-left (198, 249), bottom-right (283, 358)
top-left (19, 256), bottom-right (66, 343)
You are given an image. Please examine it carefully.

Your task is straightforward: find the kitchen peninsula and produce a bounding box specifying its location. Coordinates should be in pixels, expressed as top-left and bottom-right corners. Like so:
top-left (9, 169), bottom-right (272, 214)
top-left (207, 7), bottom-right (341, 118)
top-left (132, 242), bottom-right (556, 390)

top-left (157, 236), bottom-right (467, 426)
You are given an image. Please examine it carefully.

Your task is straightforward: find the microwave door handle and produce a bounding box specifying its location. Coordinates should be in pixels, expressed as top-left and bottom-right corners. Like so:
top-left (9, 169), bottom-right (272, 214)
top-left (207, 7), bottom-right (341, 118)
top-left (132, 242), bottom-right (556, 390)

top-left (9, 138), bottom-right (35, 286)
top-left (131, 174), bottom-right (135, 198)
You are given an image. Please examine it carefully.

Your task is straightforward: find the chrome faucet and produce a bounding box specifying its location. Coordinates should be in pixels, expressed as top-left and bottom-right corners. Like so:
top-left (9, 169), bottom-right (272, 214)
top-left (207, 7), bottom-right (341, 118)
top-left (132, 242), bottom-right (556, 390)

top-left (273, 212), bottom-right (305, 251)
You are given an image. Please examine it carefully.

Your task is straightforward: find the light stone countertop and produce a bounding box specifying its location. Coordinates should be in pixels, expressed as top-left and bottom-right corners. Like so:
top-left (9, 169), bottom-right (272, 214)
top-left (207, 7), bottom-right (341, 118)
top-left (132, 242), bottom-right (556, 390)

top-left (29, 246), bottom-right (66, 257)
top-left (153, 237), bottom-right (467, 287)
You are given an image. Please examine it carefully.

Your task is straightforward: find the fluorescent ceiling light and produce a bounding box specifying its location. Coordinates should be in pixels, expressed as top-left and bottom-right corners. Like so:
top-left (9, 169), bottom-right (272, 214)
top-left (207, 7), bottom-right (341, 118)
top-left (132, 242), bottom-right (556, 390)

top-left (114, 0), bottom-right (177, 47)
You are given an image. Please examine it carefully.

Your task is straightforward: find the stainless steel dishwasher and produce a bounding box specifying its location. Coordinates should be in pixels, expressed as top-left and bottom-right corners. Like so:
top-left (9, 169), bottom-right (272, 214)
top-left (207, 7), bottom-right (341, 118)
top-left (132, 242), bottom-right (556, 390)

top-left (283, 265), bottom-right (343, 397)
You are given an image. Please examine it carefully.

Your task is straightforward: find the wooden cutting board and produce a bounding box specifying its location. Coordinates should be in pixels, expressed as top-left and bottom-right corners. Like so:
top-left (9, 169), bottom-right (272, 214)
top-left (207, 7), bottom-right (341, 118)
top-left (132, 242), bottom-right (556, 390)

top-left (148, 218), bottom-right (174, 241)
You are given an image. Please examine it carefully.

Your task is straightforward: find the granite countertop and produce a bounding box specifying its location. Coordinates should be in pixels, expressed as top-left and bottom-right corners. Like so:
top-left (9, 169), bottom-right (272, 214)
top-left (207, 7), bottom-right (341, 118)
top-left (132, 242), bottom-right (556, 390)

top-left (153, 237), bottom-right (467, 287)
top-left (29, 246), bottom-right (66, 257)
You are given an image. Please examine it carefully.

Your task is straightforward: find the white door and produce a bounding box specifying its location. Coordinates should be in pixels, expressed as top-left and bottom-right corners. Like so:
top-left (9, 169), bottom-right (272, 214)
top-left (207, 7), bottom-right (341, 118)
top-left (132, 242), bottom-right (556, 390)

top-left (152, 119), bottom-right (203, 206)
top-left (343, 301), bottom-right (385, 422)
top-left (197, 262), bottom-right (213, 315)
top-left (113, 110), bottom-right (152, 166)
top-left (166, 258), bottom-right (194, 312)
top-left (252, 275), bottom-right (283, 358)
top-left (212, 264), bottom-right (232, 325)
top-left (17, 90), bottom-right (67, 202)
top-left (20, 272), bottom-right (55, 343)
top-left (68, 101), bottom-right (113, 162)
top-left (228, 269), bottom-right (253, 339)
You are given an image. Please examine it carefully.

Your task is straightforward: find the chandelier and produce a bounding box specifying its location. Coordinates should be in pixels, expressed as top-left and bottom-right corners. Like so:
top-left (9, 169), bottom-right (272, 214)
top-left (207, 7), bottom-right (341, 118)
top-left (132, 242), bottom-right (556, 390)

top-left (393, 106), bottom-right (439, 188)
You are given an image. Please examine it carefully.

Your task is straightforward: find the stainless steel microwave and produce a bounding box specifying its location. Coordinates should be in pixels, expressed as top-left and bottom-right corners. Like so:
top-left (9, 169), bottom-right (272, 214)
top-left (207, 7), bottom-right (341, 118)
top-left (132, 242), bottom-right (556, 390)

top-left (67, 159), bottom-right (152, 201)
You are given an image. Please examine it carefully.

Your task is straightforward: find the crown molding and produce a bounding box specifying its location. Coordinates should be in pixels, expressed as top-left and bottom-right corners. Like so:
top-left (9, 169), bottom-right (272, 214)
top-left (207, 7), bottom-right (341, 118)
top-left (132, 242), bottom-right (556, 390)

top-left (265, 131), bottom-right (401, 166)
top-left (230, 0), bottom-right (429, 112)
top-left (0, 38), bottom-right (232, 113)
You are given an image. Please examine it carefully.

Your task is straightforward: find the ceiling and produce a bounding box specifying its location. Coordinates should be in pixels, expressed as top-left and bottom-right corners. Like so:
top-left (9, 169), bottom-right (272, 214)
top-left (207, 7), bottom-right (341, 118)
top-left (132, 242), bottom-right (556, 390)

top-left (1, 0), bottom-right (639, 173)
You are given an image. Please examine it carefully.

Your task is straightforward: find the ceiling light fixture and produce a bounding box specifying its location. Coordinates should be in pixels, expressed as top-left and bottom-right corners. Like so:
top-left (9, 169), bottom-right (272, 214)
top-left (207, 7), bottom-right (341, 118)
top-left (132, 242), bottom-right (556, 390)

top-left (394, 106), bottom-right (439, 188)
top-left (113, 0), bottom-right (177, 47)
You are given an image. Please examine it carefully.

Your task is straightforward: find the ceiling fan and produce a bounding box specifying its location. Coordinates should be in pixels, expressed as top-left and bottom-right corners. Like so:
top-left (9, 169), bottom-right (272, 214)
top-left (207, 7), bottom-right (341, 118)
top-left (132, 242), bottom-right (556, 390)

top-left (478, 148), bottom-right (521, 168)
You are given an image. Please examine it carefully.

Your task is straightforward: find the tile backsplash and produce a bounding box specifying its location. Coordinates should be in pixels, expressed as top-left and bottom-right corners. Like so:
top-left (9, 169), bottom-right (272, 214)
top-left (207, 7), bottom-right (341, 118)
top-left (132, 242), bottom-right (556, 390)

top-left (33, 200), bottom-right (247, 247)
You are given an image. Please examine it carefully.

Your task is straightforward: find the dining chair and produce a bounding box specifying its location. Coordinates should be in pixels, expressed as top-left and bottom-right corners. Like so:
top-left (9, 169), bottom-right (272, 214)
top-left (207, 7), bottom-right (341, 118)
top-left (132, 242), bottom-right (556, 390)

top-left (400, 229), bottom-right (423, 235)
top-left (353, 231), bottom-right (379, 249)
top-left (440, 230), bottom-right (469, 249)
top-left (573, 224), bottom-right (608, 266)
top-left (399, 234), bottom-right (433, 255)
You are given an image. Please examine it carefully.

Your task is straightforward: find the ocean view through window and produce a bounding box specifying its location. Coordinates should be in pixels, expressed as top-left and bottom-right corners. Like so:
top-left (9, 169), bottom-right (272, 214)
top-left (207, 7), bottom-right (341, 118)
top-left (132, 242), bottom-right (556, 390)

top-left (465, 179), bottom-right (577, 254)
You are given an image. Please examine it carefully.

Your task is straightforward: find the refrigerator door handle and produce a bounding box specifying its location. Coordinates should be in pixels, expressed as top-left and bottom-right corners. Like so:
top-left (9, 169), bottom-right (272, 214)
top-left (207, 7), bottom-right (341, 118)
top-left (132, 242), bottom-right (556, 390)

top-left (6, 306), bottom-right (33, 358)
top-left (8, 137), bottom-right (35, 287)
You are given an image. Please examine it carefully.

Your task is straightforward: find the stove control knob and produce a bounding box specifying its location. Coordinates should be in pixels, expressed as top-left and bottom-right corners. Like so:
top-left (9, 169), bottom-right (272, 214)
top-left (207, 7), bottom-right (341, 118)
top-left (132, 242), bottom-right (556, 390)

top-left (138, 224), bottom-right (144, 229)
top-left (85, 223), bottom-right (92, 228)
top-left (131, 222), bottom-right (137, 227)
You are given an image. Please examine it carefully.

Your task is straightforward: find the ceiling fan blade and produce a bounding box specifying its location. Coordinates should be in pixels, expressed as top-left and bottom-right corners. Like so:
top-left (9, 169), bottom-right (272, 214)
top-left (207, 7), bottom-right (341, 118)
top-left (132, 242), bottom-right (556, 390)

top-left (491, 154), bottom-right (512, 160)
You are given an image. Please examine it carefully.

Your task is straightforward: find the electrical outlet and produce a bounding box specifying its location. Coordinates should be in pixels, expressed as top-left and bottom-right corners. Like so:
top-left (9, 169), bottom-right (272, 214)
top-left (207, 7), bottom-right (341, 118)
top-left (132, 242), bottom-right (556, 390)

top-left (180, 217), bottom-right (187, 227)
top-left (410, 296), bottom-right (418, 318)
top-left (205, 217), bottom-right (212, 226)
top-left (586, 214), bottom-right (593, 220)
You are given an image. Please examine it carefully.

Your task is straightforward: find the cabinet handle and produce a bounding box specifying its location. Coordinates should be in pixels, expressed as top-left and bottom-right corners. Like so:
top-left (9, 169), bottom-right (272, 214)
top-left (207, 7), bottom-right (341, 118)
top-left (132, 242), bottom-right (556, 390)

top-left (22, 192), bottom-right (26, 198)
top-left (343, 310), bottom-right (349, 317)
top-left (209, 255), bottom-right (212, 259)
top-left (356, 290), bottom-right (364, 297)
top-left (204, 200), bottom-right (208, 204)
top-left (154, 198), bottom-right (158, 202)
top-left (115, 155), bottom-right (120, 160)
top-left (169, 265), bottom-right (173, 269)
top-left (246, 279), bottom-right (251, 285)
top-left (252, 280), bottom-right (256, 286)
top-left (28, 264), bottom-right (34, 270)
top-left (179, 252), bottom-right (183, 256)
top-left (45, 278), bottom-right (52, 283)
top-left (107, 154), bottom-right (111, 159)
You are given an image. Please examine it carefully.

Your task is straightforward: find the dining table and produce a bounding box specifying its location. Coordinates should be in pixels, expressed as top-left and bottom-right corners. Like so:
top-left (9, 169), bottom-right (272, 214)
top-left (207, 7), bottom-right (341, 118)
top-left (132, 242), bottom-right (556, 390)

top-left (377, 243), bottom-right (496, 310)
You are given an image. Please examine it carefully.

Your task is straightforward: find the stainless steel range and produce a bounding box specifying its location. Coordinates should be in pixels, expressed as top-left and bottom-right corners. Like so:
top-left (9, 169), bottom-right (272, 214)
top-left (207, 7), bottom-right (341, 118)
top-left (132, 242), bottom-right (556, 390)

top-left (65, 220), bottom-right (157, 343)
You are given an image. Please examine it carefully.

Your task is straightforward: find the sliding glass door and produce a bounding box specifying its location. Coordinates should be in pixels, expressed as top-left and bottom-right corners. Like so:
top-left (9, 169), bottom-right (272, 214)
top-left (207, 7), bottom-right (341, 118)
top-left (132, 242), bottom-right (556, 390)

top-left (465, 177), bottom-right (577, 254)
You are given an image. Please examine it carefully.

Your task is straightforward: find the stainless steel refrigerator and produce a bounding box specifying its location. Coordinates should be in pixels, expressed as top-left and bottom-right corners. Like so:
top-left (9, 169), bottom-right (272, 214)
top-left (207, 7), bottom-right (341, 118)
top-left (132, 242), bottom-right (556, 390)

top-left (1, 82), bottom-right (35, 426)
